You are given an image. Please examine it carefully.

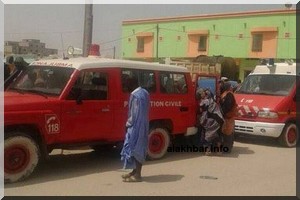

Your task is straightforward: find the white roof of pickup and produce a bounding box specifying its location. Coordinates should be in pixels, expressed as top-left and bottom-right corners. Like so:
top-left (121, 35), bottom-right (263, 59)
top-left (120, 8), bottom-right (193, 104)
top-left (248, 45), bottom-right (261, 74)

top-left (251, 63), bottom-right (297, 75)
top-left (30, 57), bottom-right (189, 73)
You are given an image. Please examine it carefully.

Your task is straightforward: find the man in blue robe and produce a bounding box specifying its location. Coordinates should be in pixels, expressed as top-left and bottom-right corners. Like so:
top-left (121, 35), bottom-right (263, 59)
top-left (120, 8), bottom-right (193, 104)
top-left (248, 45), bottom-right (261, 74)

top-left (121, 76), bottom-right (150, 182)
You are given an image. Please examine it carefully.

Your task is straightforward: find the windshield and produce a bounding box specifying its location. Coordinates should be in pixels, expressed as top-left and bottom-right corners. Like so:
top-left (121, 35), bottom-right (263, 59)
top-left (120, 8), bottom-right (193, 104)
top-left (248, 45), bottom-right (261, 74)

top-left (9, 65), bottom-right (75, 96)
top-left (236, 74), bottom-right (295, 96)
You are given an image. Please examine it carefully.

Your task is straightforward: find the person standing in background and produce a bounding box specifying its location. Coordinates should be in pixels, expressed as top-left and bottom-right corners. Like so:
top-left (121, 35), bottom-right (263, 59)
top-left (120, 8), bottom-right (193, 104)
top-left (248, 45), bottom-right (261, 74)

top-left (4, 56), bottom-right (28, 90)
top-left (200, 90), bottom-right (224, 156)
top-left (220, 82), bottom-right (238, 153)
top-left (4, 63), bottom-right (10, 81)
top-left (6, 56), bottom-right (15, 75)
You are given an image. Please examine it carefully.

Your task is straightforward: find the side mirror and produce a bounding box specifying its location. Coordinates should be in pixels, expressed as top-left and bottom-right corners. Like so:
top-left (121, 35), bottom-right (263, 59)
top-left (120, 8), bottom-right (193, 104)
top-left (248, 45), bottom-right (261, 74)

top-left (76, 95), bottom-right (83, 105)
top-left (68, 87), bottom-right (82, 104)
top-left (73, 88), bottom-right (83, 105)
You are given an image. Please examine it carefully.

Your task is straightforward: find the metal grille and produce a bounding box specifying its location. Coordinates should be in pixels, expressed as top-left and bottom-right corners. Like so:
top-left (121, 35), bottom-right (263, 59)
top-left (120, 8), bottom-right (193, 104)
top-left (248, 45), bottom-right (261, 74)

top-left (235, 125), bottom-right (254, 133)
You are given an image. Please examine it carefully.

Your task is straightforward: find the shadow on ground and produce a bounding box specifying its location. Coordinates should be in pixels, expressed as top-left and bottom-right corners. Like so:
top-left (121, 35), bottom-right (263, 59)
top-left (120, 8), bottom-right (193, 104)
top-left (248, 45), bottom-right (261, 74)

top-left (234, 134), bottom-right (284, 148)
top-left (142, 174), bottom-right (184, 183)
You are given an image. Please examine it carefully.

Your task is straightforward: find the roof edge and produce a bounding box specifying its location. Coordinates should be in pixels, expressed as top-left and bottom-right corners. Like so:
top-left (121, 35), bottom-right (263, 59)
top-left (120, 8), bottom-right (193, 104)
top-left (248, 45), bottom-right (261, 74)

top-left (122, 9), bottom-right (296, 25)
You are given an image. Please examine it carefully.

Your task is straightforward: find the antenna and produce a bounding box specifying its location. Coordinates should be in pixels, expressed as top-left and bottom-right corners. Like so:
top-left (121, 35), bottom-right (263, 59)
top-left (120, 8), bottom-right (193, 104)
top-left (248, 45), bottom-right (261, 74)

top-left (60, 33), bottom-right (66, 59)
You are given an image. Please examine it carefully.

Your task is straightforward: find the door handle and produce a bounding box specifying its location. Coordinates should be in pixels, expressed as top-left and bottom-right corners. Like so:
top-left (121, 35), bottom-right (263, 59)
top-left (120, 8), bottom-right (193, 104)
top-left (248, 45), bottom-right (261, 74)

top-left (180, 106), bottom-right (188, 112)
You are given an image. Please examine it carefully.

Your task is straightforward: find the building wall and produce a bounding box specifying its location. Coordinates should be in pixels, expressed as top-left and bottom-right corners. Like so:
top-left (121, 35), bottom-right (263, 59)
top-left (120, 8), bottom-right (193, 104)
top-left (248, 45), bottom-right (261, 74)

top-left (239, 59), bottom-right (260, 81)
top-left (4, 39), bottom-right (58, 57)
top-left (121, 10), bottom-right (296, 60)
top-left (4, 41), bottom-right (19, 55)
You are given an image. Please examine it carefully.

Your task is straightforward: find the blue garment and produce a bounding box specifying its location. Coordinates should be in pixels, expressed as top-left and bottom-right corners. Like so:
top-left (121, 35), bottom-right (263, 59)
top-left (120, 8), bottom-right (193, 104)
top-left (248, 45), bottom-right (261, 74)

top-left (120, 87), bottom-right (150, 169)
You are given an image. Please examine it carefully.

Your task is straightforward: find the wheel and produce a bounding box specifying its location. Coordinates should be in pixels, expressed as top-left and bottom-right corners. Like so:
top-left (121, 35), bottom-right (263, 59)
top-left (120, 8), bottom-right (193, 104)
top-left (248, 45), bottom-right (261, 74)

top-left (278, 123), bottom-right (298, 147)
top-left (147, 128), bottom-right (170, 160)
top-left (5, 134), bottom-right (40, 183)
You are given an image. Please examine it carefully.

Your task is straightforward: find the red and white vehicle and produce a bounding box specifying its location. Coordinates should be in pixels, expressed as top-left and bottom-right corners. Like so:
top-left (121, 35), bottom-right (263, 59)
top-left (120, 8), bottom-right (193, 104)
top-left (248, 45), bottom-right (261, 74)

top-left (4, 50), bottom-right (202, 183)
top-left (234, 62), bottom-right (299, 147)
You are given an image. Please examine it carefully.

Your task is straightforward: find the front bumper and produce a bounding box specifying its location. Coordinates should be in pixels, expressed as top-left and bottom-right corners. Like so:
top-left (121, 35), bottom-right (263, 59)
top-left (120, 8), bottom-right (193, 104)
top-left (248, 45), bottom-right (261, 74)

top-left (234, 120), bottom-right (285, 138)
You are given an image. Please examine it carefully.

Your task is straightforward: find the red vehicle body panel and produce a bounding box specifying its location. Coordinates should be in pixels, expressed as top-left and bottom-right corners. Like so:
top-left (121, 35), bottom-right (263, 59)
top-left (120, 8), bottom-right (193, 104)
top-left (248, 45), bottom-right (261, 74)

top-left (4, 60), bottom-right (199, 149)
top-left (235, 89), bottom-right (296, 123)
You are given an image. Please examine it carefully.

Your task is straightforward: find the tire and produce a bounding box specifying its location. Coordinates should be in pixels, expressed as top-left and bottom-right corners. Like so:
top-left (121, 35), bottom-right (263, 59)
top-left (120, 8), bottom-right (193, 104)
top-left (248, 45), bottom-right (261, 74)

top-left (5, 134), bottom-right (40, 183)
top-left (278, 123), bottom-right (298, 147)
top-left (147, 128), bottom-right (170, 160)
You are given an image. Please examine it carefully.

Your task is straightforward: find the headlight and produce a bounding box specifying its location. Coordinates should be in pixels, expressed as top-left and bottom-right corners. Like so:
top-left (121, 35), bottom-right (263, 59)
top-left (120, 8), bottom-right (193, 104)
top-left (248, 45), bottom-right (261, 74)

top-left (257, 110), bottom-right (278, 119)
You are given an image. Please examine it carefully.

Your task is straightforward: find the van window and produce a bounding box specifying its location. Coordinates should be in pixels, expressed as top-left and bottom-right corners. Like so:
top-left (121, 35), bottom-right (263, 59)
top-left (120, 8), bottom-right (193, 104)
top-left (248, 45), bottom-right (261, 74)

top-left (237, 74), bottom-right (295, 96)
top-left (67, 71), bottom-right (108, 100)
top-left (121, 69), bottom-right (156, 93)
top-left (160, 72), bottom-right (187, 94)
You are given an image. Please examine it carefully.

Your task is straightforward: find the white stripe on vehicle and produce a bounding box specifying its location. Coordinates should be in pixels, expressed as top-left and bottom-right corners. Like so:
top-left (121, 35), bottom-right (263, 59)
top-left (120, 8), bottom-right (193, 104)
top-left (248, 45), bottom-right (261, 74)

top-left (262, 108), bottom-right (270, 112)
top-left (243, 105), bottom-right (251, 114)
top-left (253, 106), bottom-right (259, 113)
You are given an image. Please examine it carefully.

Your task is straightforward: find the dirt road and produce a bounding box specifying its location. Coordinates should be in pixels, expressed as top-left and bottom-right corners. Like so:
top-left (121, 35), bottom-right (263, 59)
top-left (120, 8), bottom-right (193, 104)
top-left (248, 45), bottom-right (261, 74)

top-left (5, 136), bottom-right (296, 196)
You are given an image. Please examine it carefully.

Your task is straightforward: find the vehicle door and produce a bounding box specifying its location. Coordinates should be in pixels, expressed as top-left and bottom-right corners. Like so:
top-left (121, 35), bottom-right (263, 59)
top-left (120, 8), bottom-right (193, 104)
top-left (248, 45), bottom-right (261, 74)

top-left (60, 69), bottom-right (113, 142)
top-left (155, 71), bottom-right (194, 133)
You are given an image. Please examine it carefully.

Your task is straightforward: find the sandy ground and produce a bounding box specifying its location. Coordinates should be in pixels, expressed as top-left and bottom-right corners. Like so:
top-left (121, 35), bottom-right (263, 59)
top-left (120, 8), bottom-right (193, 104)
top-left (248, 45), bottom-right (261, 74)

top-left (5, 136), bottom-right (296, 196)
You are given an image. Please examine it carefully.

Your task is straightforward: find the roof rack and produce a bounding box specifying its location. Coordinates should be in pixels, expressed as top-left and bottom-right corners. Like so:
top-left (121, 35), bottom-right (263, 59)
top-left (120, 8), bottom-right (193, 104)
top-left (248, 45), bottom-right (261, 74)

top-left (285, 59), bottom-right (294, 65)
top-left (260, 58), bottom-right (274, 66)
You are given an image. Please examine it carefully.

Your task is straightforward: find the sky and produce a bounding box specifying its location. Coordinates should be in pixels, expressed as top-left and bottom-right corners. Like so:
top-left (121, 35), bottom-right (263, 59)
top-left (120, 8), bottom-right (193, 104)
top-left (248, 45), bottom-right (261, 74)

top-left (4, 4), bottom-right (293, 58)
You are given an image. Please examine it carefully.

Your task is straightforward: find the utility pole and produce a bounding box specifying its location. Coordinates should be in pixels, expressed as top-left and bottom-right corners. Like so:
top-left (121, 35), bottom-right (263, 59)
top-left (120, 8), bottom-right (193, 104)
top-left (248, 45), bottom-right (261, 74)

top-left (156, 24), bottom-right (159, 61)
top-left (82, 4), bottom-right (93, 57)
top-left (60, 33), bottom-right (65, 58)
top-left (113, 46), bottom-right (116, 59)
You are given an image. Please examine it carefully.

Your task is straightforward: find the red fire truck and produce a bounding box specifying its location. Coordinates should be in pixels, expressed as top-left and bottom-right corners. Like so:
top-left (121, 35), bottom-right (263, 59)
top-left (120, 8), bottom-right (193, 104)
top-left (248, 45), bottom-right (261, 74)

top-left (234, 62), bottom-right (299, 147)
top-left (5, 47), bottom-right (218, 183)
